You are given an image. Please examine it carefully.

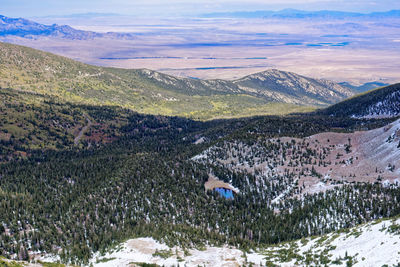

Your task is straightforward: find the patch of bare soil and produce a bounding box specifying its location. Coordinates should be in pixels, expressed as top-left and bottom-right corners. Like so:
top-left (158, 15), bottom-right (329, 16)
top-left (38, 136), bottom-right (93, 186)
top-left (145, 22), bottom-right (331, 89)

top-left (279, 118), bottom-right (400, 194)
top-left (204, 174), bottom-right (239, 193)
top-left (126, 239), bottom-right (164, 255)
top-left (195, 119), bottom-right (400, 198)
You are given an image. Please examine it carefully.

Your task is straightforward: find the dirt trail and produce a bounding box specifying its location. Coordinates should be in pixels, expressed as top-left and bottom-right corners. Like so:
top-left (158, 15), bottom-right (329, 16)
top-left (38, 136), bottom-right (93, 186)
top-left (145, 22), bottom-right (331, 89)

top-left (74, 114), bottom-right (92, 145)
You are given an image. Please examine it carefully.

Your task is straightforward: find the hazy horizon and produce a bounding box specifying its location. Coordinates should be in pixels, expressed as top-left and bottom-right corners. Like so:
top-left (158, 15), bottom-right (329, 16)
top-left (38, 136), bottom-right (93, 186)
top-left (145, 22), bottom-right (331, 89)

top-left (1, 0), bottom-right (399, 85)
top-left (1, 0), bottom-right (400, 18)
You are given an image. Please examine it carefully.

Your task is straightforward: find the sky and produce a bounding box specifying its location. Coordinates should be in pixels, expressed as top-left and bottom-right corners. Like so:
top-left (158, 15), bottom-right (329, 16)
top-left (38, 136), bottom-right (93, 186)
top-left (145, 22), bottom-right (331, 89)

top-left (1, 0), bottom-right (399, 18)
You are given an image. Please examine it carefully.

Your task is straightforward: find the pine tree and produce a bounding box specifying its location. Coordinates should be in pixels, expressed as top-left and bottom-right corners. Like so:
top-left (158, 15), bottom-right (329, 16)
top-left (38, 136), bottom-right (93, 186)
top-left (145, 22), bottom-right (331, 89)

top-left (18, 245), bottom-right (29, 261)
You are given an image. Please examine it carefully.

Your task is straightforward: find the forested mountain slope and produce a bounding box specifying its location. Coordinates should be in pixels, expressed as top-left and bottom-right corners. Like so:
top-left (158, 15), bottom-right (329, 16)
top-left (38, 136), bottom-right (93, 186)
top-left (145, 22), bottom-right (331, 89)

top-left (0, 85), bottom-right (398, 265)
top-left (194, 117), bottom-right (400, 201)
top-left (321, 83), bottom-right (400, 118)
top-left (0, 42), bottom-right (353, 120)
top-left (234, 69), bottom-right (353, 105)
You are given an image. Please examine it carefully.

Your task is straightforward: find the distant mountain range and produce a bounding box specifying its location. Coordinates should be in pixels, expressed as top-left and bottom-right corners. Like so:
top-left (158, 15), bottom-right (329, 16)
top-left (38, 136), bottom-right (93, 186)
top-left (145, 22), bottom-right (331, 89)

top-left (203, 9), bottom-right (400, 19)
top-left (339, 81), bottom-right (389, 93)
top-left (37, 12), bottom-right (124, 19)
top-left (0, 15), bottom-right (135, 40)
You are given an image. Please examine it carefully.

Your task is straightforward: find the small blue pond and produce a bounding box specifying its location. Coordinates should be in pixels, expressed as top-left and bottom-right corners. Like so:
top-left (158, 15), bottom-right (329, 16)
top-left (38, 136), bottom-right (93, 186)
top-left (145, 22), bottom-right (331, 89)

top-left (215, 188), bottom-right (234, 199)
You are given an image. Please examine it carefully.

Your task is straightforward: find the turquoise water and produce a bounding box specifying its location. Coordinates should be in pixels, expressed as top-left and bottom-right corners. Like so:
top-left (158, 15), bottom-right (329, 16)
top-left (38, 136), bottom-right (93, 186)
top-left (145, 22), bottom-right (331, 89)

top-left (195, 66), bottom-right (242, 70)
top-left (306, 42), bottom-right (350, 47)
top-left (245, 57), bottom-right (267, 59)
top-left (285, 42), bottom-right (303, 46)
top-left (331, 42), bottom-right (350, 46)
top-left (215, 188), bottom-right (234, 199)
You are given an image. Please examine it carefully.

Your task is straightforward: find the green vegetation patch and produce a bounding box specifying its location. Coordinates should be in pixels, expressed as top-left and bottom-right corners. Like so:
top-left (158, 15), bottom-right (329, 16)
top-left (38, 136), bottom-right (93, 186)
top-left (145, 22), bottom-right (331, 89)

top-left (152, 249), bottom-right (174, 259)
top-left (130, 263), bottom-right (160, 267)
top-left (37, 261), bottom-right (66, 267)
top-left (0, 257), bottom-right (25, 267)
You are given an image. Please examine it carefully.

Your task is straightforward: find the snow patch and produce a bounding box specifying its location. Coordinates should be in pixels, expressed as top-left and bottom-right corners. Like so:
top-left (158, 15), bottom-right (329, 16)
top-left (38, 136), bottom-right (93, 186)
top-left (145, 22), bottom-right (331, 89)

top-left (91, 237), bottom-right (265, 266)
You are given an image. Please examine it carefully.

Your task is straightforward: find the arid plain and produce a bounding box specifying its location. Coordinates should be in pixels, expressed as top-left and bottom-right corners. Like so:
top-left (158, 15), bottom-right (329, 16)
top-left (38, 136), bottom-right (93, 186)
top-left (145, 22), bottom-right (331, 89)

top-left (4, 14), bottom-right (400, 85)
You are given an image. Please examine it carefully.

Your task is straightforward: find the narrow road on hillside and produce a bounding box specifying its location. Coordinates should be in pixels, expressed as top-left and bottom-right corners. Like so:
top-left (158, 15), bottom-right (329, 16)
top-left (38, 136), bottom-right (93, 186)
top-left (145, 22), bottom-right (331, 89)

top-left (74, 114), bottom-right (92, 145)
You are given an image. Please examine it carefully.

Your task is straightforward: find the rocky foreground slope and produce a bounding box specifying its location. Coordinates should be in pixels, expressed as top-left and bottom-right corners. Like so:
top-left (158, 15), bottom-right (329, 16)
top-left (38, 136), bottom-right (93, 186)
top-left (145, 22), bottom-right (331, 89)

top-left (4, 214), bottom-right (400, 267)
top-left (75, 216), bottom-right (400, 266)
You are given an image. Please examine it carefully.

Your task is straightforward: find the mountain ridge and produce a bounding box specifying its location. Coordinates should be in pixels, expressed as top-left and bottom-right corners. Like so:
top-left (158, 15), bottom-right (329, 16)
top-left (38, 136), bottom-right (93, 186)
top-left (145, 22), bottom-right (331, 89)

top-left (339, 81), bottom-right (389, 93)
top-left (0, 14), bottom-right (135, 40)
top-left (234, 69), bottom-right (353, 105)
top-left (203, 9), bottom-right (400, 19)
top-left (0, 41), bottom-right (354, 120)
